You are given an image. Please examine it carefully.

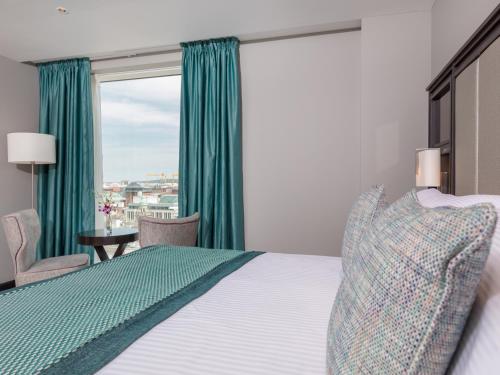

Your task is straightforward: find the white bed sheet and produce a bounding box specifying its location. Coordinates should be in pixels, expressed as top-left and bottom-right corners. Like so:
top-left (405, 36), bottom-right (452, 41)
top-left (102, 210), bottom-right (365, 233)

top-left (99, 252), bottom-right (343, 375)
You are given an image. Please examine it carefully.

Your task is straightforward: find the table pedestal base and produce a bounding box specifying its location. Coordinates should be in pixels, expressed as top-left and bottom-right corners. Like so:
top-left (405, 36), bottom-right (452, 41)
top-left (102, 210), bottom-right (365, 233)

top-left (94, 243), bottom-right (128, 262)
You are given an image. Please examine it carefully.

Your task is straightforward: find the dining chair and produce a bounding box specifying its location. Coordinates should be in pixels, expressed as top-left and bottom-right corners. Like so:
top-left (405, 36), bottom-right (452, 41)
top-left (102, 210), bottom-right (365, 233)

top-left (138, 212), bottom-right (200, 248)
top-left (2, 209), bottom-right (89, 286)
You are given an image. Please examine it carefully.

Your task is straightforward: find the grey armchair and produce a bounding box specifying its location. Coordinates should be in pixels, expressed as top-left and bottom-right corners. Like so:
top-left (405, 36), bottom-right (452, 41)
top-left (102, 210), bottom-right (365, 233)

top-left (2, 209), bottom-right (89, 286)
top-left (138, 212), bottom-right (200, 248)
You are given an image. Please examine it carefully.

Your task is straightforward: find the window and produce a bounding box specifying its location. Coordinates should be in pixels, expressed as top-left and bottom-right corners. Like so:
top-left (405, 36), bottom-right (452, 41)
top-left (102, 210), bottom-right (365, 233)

top-left (96, 70), bottom-right (181, 253)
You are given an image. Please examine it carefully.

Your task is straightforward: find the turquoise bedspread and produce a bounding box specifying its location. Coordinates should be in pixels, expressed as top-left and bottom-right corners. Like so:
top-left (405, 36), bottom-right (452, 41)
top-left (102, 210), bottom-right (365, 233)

top-left (0, 246), bottom-right (262, 374)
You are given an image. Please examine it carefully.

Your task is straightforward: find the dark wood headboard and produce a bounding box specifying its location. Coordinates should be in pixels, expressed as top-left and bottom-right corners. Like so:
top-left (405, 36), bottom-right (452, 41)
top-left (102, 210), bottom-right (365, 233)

top-left (427, 4), bottom-right (500, 195)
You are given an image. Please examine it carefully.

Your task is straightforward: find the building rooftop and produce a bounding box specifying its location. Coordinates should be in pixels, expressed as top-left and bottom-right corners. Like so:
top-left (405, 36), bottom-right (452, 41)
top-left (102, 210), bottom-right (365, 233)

top-left (148, 203), bottom-right (176, 210)
top-left (160, 195), bottom-right (178, 204)
top-left (125, 182), bottom-right (152, 193)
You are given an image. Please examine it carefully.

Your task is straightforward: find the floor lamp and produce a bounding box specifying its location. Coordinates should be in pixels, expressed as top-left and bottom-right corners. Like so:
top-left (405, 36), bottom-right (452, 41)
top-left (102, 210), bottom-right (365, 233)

top-left (7, 133), bottom-right (56, 209)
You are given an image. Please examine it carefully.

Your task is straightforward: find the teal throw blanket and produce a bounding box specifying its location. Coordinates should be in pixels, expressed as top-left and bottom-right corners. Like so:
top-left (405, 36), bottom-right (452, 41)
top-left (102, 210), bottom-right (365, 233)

top-left (0, 246), bottom-right (262, 374)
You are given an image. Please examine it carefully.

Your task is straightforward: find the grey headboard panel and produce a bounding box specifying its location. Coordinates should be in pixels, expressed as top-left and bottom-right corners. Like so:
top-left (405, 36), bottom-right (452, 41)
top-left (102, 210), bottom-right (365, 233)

top-left (427, 4), bottom-right (500, 195)
top-left (455, 36), bottom-right (500, 195)
top-left (477, 36), bottom-right (500, 194)
top-left (455, 60), bottom-right (478, 195)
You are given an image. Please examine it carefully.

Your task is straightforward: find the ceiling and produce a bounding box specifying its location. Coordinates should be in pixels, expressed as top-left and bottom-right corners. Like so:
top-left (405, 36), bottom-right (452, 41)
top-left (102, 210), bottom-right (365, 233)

top-left (0, 0), bottom-right (435, 62)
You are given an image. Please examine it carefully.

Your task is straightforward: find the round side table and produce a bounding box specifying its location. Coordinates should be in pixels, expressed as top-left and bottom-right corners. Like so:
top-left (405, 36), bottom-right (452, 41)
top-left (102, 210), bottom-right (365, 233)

top-left (77, 228), bottom-right (138, 261)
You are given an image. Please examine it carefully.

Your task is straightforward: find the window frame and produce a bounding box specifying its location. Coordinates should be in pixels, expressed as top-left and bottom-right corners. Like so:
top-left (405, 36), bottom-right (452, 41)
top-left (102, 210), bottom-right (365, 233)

top-left (92, 66), bottom-right (182, 229)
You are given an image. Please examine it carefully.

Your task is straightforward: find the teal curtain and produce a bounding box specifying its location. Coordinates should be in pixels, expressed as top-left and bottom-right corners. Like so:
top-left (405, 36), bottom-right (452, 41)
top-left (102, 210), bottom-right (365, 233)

top-left (37, 58), bottom-right (95, 262)
top-left (179, 37), bottom-right (245, 250)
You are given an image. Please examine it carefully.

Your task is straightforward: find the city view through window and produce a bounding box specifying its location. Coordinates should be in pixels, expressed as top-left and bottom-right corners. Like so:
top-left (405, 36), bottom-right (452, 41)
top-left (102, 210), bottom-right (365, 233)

top-left (100, 75), bottom-right (181, 252)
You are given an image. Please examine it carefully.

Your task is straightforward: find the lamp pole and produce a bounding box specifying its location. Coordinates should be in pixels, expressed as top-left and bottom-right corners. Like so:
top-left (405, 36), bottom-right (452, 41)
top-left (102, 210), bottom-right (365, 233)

top-left (31, 162), bottom-right (35, 209)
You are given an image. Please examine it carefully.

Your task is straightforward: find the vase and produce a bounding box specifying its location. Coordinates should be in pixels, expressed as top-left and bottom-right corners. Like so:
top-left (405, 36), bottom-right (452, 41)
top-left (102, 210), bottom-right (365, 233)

top-left (105, 215), bottom-right (112, 235)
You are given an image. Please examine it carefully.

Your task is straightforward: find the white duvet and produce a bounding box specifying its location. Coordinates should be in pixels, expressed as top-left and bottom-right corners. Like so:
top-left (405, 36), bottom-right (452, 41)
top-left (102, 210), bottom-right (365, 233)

top-left (99, 253), bottom-right (343, 374)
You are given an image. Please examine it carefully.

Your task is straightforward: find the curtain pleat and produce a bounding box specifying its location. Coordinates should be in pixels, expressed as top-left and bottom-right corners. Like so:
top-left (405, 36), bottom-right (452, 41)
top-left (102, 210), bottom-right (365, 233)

top-left (179, 37), bottom-right (245, 250)
top-left (37, 58), bottom-right (95, 262)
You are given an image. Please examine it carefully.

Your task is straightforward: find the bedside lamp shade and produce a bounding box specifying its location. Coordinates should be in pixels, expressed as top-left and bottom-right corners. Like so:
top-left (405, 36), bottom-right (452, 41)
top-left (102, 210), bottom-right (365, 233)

top-left (7, 133), bottom-right (56, 164)
top-left (416, 148), bottom-right (441, 187)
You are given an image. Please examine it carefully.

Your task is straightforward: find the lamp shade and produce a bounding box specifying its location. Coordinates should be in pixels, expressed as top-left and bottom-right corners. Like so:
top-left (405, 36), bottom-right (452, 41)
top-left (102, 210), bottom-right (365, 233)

top-left (7, 133), bottom-right (56, 164)
top-left (416, 148), bottom-right (440, 187)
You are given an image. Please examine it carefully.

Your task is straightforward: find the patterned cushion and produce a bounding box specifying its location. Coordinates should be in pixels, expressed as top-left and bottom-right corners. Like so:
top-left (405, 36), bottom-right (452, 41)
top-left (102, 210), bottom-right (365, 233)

top-left (327, 190), bottom-right (497, 375)
top-left (341, 185), bottom-right (387, 274)
top-left (417, 189), bottom-right (500, 374)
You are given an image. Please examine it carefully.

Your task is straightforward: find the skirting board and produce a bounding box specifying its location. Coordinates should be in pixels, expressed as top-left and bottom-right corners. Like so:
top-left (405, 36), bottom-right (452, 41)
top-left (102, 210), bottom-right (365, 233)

top-left (0, 280), bottom-right (15, 291)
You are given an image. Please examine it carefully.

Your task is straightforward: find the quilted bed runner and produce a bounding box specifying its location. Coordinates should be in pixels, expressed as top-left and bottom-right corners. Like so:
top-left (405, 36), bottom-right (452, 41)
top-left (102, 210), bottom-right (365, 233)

top-left (0, 246), bottom-right (262, 374)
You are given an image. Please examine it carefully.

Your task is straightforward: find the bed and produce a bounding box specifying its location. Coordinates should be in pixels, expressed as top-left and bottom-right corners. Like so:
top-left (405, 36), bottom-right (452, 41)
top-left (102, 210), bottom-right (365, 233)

top-left (1, 194), bottom-right (499, 374)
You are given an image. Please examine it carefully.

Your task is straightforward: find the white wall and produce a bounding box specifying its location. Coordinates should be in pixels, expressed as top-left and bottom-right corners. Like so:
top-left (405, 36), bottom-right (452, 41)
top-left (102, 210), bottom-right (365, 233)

top-left (241, 32), bottom-right (362, 256)
top-left (0, 55), bottom-right (39, 283)
top-left (431, 0), bottom-right (499, 78)
top-left (241, 12), bottom-right (431, 256)
top-left (361, 12), bottom-right (431, 202)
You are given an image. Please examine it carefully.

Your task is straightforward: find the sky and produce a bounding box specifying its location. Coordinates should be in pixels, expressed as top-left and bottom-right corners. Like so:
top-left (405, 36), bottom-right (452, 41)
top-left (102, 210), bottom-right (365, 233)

top-left (100, 75), bottom-right (181, 183)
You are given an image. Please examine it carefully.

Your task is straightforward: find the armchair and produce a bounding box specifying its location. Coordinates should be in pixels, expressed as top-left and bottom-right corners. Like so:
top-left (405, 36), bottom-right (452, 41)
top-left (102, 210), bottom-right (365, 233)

top-left (2, 209), bottom-right (89, 286)
top-left (138, 212), bottom-right (200, 248)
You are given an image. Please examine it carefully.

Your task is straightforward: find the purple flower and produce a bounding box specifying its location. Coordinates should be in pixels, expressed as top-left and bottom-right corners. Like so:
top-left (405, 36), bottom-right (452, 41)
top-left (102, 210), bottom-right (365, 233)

top-left (98, 204), bottom-right (112, 216)
top-left (97, 193), bottom-right (114, 216)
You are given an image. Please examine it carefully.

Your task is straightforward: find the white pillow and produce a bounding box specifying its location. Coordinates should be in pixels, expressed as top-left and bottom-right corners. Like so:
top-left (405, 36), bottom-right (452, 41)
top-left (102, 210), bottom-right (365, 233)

top-left (417, 189), bottom-right (500, 375)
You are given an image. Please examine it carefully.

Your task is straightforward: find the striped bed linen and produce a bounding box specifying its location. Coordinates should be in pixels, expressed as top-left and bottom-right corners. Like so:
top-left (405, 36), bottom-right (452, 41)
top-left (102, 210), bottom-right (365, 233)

top-left (99, 252), bottom-right (343, 374)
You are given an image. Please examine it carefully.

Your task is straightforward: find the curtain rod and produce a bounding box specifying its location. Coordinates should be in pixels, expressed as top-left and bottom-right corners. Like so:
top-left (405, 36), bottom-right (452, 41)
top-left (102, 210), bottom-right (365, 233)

top-left (26, 25), bottom-right (360, 65)
top-left (90, 26), bottom-right (361, 63)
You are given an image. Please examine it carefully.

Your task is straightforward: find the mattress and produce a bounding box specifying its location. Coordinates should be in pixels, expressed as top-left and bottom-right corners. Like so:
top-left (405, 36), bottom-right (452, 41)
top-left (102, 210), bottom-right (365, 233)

top-left (99, 252), bottom-right (343, 374)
